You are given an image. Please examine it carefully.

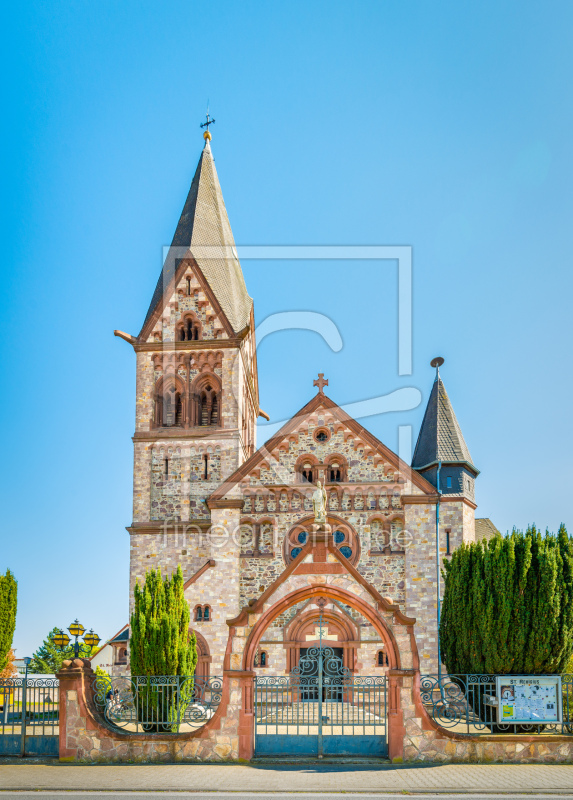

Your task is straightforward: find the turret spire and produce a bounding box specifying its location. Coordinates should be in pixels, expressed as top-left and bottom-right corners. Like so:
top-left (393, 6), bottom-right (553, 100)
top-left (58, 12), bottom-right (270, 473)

top-left (412, 359), bottom-right (478, 497)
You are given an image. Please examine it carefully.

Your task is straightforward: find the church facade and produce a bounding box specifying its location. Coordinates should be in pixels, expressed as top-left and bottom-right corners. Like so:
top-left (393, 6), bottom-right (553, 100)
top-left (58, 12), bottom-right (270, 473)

top-left (116, 131), bottom-right (483, 691)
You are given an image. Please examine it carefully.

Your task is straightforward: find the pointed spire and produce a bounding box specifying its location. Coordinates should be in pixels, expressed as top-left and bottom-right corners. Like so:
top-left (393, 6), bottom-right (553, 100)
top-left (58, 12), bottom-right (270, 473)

top-left (412, 358), bottom-right (476, 472)
top-left (141, 131), bottom-right (252, 336)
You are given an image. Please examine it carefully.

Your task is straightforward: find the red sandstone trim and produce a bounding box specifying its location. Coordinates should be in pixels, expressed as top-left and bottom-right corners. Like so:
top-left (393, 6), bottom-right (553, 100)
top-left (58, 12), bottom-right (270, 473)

top-left (183, 559), bottom-right (216, 589)
top-left (228, 527), bottom-right (411, 628)
top-left (208, 394), bottom-right (436, 502)
top-left (326, 541), bottom-right (416, 626)
top-left (240, 585), bottom-right (403, 673)
top-left (206, 498), bottom-right (244, 510)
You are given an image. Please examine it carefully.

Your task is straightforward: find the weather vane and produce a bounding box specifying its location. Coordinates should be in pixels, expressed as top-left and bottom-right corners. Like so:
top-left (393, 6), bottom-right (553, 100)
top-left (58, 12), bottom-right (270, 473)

top-left (200, 113), bottom-right (215, 140)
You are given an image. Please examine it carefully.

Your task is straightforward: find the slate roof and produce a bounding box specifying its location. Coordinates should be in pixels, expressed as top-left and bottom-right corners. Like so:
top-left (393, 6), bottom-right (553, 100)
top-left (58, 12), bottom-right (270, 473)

top-left (475, 518), bottom-right (500, 542)
top-left (109, 628), bottom-right (129, 644)
top-left (140, 140), bottom-right (253, 336)
top-left (412, 375), bottom-right (477, 472)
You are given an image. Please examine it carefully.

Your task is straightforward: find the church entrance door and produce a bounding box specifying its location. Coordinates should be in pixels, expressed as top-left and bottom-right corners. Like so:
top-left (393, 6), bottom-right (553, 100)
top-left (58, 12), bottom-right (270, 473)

top-left (254, 616), bottom-right (387, 758)
top-left (299, 647), bottom-right (344, 702)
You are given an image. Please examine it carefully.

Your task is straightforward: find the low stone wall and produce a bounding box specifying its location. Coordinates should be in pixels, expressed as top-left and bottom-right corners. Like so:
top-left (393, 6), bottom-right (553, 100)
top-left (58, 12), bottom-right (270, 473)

top-left (57, 660), bottom-right (573, 764)
top-left (57, 659), bottom-right (245, 762)
top-left (399, 671), bottom-right (573, 764)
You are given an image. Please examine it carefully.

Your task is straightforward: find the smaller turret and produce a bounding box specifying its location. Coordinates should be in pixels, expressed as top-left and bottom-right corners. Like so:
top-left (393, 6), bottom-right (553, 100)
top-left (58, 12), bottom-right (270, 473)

top-left (412, 358), bottom-right (478, 501)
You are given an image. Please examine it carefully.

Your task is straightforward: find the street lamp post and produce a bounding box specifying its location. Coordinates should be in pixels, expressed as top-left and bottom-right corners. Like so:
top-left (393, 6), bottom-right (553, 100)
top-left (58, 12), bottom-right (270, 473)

top-left (53, 620), bottom-right (100, 659)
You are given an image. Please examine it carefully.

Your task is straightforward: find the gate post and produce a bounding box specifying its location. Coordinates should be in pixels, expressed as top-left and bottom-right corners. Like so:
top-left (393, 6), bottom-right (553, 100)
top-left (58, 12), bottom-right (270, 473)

top-left (387, 669), bottom-right (407, 762)
top-left (56, 658), bottom-right (94, 761)
top-left (230, 670), bottom-right (255, 761)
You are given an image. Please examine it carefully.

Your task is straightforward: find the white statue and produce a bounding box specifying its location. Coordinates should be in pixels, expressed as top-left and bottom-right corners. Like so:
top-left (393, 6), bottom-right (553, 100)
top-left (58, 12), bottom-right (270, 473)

top-left (312, 480), bottom-right (328, 524)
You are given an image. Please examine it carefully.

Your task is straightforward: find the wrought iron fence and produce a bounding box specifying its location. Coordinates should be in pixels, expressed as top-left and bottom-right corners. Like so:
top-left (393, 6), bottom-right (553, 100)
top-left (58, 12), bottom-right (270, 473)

top-left (0, 677), bottom-right (59, 756)
top-left (92, 675), bottom-right (223, 734)
top-left (420, 674), bottom-right (573, 735)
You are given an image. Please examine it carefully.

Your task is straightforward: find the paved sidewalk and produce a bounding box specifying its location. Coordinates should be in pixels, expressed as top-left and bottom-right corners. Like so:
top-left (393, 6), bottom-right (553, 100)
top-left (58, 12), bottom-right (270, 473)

top-left (1, 763), bottom-right (573, 794)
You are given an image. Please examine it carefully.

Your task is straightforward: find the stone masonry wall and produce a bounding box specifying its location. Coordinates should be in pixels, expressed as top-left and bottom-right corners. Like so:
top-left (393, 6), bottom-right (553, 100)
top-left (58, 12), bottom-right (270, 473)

top-left (58, 662), bottom-right (241, 763)
top-left (183, 508), bottom-right (242, 674)
top-left (404, 500), bottom-right (475, 673)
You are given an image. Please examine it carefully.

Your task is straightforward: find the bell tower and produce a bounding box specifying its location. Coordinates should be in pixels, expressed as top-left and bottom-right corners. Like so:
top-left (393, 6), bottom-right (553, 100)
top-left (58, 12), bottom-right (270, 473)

top-left (115, 128), bottom-right (260, 600)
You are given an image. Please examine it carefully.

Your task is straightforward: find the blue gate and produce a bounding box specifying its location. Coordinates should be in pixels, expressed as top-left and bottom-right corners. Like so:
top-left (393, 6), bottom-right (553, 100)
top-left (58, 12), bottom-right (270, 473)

top-left (0, 677), bottom-right (59, 757)
top-left (254, 647), bottom-right (387, 758)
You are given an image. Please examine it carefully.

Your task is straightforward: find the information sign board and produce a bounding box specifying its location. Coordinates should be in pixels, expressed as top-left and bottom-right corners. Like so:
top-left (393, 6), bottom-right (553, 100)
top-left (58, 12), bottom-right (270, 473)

top-left (495, 676), bottom-right (562, 724)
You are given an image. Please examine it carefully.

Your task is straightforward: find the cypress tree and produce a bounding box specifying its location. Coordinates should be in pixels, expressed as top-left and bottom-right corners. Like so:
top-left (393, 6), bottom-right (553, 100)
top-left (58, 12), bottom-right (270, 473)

top-left (130, 566), bottom-right (197, 677)
top-left (0, 570), bottom-right (17, 675)
top-left (130, 566), bottom-right (197, 730)
top-left (440, 525), bottom-right (573, 675)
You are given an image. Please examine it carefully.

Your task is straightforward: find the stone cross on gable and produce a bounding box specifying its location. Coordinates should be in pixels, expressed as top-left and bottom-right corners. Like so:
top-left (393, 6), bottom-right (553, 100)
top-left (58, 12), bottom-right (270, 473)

top-left (305, 625), bottom-right (337, 641)
top-left (313, 373), bottom-right (328, 393)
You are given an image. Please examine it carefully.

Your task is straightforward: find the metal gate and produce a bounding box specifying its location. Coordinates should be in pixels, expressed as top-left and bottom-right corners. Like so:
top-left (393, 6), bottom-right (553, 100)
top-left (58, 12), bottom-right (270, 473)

top-left (0, 678), bottom-right (59, 756)
top-left (254, 647), bottom-right (387, 757)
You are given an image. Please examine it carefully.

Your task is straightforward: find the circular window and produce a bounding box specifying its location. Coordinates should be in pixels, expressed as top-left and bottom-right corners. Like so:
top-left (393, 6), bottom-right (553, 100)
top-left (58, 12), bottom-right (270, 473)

top-left (284, 522), bottom-right (360, 565)
top-left (314, 428), bottom-right (330, 443)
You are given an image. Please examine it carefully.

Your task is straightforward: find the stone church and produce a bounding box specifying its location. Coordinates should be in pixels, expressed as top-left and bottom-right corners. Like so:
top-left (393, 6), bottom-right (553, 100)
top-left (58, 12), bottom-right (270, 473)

top-left (115, 130), bottom-right (493, 683)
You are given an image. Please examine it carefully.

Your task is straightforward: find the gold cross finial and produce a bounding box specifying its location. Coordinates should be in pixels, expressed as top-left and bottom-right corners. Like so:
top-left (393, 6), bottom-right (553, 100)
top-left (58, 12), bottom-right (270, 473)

top-left (313, 373), bottom-right (328, 393)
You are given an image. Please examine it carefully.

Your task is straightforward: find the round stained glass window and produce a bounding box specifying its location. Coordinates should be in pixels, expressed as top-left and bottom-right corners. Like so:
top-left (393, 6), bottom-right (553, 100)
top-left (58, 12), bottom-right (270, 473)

top-left (298, 531), bottom-right (308, 544)
top-left (291, 547), bottom-right (302, 559)
top-left (333, 530), bottom-right (345, 544)
top-left (339, 546), bottom-right (352, 559)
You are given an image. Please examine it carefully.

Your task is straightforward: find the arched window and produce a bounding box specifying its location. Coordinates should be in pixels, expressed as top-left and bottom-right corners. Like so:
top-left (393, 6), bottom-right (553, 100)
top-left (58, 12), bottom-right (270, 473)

top-left (329, 465), bottom-right (342, 482)
top-left (177, 313), bottom-right (201, 342)
top-left (255, 650), bottom-right (268, 668)
top-left (377, 650), bottom-right (389, 667)
top-left (297, 457), bottom-right (318, 484)
top-left (194, 605), bottom-right (210, 622)
top-left (196, 383), bottom-right (220, 427)
top-left (325, 456), bottom-right (347, 483)
top-left (156, 379), bottom-right (184, 428)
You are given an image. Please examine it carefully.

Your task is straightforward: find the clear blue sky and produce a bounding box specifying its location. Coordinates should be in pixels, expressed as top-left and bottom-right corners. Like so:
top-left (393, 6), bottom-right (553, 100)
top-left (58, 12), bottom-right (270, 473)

top-left (2, 1), bottom-right (572, 657)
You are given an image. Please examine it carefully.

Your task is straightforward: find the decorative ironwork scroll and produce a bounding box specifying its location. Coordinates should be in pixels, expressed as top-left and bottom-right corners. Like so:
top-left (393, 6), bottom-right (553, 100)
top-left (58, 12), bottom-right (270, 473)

top-left (92, 675), bottom-right (223, 734)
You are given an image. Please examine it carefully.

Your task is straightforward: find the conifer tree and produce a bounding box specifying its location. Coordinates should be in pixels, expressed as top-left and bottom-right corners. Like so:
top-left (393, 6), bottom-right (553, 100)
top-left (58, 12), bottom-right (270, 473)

top-left (0, 570), bottom-right (17, 675)
top-left (130, 566), bottom-right (197, 730)
top-left (130, 566), bottom-right (197, 676)
top-left (440, 525), bottom-right (573, 675)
